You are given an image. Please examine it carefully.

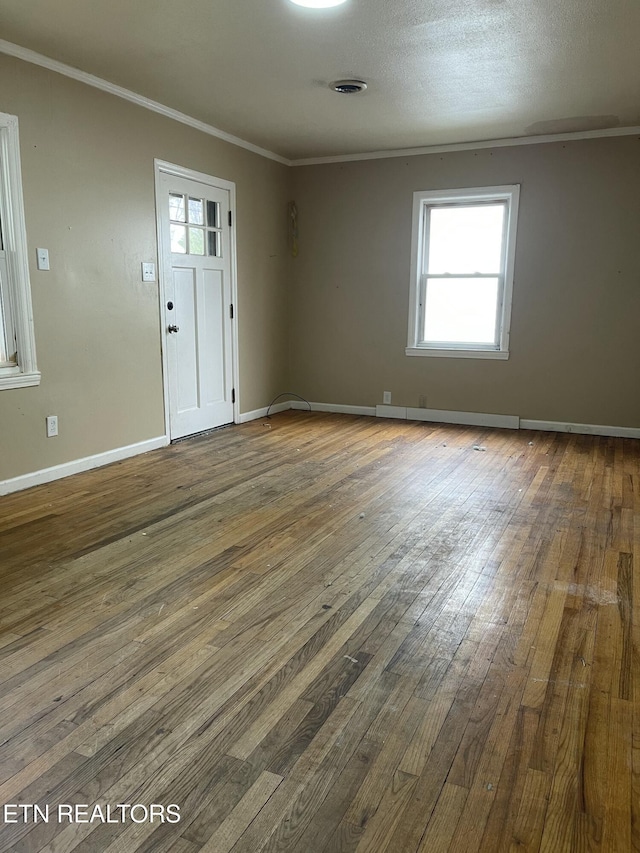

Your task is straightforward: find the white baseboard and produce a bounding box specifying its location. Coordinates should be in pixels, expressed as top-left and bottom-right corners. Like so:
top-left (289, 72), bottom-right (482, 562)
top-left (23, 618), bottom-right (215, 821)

top-left (0, 435), bottom-right (168, 496)
top-left (292, 400), bottom-right (376, 417)
top-left (519, 419), bottom-right (640, 439)
top-left (407, 407), bottom-right (519, 429)
top-left (283, 401), bottom-right (637, 438)
top-left (4, 406), bottom-right (636, 497)
top-left (375, 405), bottom-right (409, 420)
top-left (238, 401), bottom-right (291, 423)
top-left (248, 399), bottom-right (377, 417)
top-left (376, 404), bottom-right (519, 429)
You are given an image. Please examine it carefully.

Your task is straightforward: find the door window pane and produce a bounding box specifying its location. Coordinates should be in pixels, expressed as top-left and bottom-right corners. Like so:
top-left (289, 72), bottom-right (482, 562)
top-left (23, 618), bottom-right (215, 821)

top-left (189, 227), bottom-right (205, 255)
top-left (427, 205), bottom-right (504, 274)
top-left (207, 231), bottom-right (220, 257)
top-left (207, 201), bottom-right (220, 229)
top-left (424, 277), bottom-right (499, 344)
top-left (169, 193), bottom-right (186, 223)
top-left (188, 198), bottom-right (204, 225)
top-left (170, 224), bottom-right (187, 254)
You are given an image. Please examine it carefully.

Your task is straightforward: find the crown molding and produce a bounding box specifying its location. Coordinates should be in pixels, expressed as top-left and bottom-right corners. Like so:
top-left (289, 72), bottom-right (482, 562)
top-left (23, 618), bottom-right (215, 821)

top-left (2, 39), bottom-right (638, 169)
top-left (0, 39), bottom-right (292, 166)
top-left (291, 125), bottom-right (640, 166)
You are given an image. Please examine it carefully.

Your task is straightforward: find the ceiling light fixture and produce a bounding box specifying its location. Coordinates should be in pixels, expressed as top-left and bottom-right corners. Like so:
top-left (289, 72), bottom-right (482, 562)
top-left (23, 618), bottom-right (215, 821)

top-left (289, 0), bottom-right (348, 7)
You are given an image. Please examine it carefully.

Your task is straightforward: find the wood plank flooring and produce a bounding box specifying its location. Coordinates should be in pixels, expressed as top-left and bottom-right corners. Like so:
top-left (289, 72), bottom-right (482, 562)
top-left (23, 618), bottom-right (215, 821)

top-left (0, 411), bottom-right (637, 852)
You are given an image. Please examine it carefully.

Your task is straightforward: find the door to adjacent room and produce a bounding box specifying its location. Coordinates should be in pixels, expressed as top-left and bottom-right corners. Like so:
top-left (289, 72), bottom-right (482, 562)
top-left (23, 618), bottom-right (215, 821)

top-left (156, 162), bottom-right (237, 440)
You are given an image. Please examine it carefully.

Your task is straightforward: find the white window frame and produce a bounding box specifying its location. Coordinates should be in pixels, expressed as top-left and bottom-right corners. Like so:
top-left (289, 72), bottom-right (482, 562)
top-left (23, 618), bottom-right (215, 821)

top-left (0, 112), bottom-right (39, 389)
top-left (406, 184), bottom-right (520, 360)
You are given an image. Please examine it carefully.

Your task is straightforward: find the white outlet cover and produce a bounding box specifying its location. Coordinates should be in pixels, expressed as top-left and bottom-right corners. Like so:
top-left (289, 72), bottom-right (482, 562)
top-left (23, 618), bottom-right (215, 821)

top-left (36, 248), bottom-right (50, 271)
top-left (141, 262), bottom-right (156, 282)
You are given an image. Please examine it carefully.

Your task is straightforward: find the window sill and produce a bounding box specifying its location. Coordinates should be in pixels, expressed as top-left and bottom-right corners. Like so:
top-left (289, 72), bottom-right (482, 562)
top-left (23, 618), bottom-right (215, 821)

top-left (0, 369), bottom-right (41, 390)
top-left (405, 347), bottom-right (509, 360)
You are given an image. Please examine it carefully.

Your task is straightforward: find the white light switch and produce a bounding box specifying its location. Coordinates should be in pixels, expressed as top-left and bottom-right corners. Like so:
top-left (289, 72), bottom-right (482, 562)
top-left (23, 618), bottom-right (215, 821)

top-left (141, 262), bottom-right (156, 282)
top-left (36, 248), bottom-right (50, 271)
top-left (46, 415), bottom-right (58, 437)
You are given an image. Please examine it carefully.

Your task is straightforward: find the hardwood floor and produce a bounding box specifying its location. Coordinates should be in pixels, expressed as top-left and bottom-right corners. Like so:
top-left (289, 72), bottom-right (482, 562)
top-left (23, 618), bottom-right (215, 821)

top-left (0, 411), bottom-right (637, 852)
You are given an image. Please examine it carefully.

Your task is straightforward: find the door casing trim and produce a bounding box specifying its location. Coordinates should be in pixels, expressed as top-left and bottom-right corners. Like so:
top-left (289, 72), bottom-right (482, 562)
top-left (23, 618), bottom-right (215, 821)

top-left (154, 158), bottom-right (240, 440)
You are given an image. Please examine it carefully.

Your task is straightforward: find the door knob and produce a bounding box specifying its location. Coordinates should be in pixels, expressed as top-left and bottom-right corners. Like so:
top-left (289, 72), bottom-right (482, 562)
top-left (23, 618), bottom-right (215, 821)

top-left (168, 324), bottom-right (179, 333)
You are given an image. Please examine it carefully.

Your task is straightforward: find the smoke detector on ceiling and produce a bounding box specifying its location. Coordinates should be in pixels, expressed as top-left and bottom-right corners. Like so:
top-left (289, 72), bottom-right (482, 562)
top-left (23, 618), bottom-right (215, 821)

top-left (329, 80), bottom-right (368, 94)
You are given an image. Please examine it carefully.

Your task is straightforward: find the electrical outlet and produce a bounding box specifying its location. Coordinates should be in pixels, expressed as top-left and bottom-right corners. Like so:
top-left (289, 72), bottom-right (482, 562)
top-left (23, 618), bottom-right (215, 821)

top-left (46, 415), bottom-right (58, 437)
top-left (141, 262), bottom-right (156, 282)
top-left (36, 248), bottom-right (50, 271)
top-left (418, 395), bottom-right (427, 408)
top-left (383, 391), bottom-right (392, 405)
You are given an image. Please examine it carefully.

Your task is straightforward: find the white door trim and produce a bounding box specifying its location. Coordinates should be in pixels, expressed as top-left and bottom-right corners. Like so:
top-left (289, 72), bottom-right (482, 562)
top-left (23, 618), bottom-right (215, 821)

top-left (154, 159), bottom-right (240, 439)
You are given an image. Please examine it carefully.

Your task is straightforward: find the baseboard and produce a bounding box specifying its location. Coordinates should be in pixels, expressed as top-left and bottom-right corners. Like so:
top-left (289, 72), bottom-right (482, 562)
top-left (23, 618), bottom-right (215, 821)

top-left (519, 419), bottom-right (640, 439)
top-left (289, 402), bottom-right (637, 438)
top-left (238, 401), bottom-right (291, 423)
top-left (0, 435), bottom-right (168, 496)
top-left (375, 405), bottom-right (409, 420)
top-left (5, 408), bottom-right (634, 497)
top-left (376, 405), bottom-right (519, 429)
top-left (291, 400), bottom-right (376, 417)
top-left (407, 407), bottom-right (520, 429)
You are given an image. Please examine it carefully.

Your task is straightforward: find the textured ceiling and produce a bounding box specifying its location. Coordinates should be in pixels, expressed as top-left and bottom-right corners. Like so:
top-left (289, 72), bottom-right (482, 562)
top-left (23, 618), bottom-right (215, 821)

top-left (0, 0), bottom-right (639, 160)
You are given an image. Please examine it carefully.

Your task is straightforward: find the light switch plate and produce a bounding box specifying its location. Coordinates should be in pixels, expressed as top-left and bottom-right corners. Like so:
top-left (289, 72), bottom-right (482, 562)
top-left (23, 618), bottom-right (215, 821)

top-left (141, 262), bottom-right (156, 282)
top-left (46, 415), bottom-right (58, 437)
top-left (36, 248), bottom-right (50, 271)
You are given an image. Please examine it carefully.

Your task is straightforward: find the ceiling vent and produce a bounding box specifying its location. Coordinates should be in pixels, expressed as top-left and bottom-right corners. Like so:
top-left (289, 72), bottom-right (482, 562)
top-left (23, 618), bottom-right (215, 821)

top-left (329, 79), bottom-right (367, 94)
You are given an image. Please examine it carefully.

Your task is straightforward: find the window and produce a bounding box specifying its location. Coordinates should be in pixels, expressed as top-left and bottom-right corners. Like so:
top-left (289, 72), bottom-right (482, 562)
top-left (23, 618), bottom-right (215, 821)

top-left (168, 192), bottom-right (223, 257)
top-left (0, 112), bottom-right (39, 389)
top-left (406, 185), bottom-right (519, 359)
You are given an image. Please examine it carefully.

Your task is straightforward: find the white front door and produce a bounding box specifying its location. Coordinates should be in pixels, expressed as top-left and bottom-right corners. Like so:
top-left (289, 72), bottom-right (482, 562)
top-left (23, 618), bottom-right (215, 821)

top-left (157, 169), bottom-right (236, 439)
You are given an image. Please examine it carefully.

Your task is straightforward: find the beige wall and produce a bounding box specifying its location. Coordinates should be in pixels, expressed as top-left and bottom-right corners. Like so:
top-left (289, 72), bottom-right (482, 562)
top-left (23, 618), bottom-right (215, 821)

top-left (0, 54), bottom-right (292, 481)
top-left (1, 54), bottom-right (638, 486)
top-left (289, 137), bottom-right (640, 427)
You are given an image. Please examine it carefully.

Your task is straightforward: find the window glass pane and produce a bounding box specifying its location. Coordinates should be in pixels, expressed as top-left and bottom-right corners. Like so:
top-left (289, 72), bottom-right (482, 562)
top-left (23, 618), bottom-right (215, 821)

top-left (423, 277), bottom-right (499, 344)
top-left (0, 273), bottom-right (8, 362)
top-left (169, 193), bottom-right (186, 223)
top-left (170, 224), bottom-right (187, 253)
top-left (427, 204), bottom-right (505, 274)
top-left (188, 198), bottom-right (204, 225)
top-left (189, 227), bottom-right (205, 255)
top-left (207, 201), bottom-right (219, 228)
top-left (207, 231), bottom-right (220, 257)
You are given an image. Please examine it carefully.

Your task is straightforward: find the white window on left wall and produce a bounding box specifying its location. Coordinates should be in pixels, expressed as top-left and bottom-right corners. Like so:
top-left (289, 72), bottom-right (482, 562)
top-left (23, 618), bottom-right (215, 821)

top-left (0, 112), bottom-right (39, 390)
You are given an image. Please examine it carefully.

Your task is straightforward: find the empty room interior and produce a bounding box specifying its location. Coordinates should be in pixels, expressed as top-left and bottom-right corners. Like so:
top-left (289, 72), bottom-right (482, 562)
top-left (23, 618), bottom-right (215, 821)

top-left (0, 0), bottom-right (639, 850)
